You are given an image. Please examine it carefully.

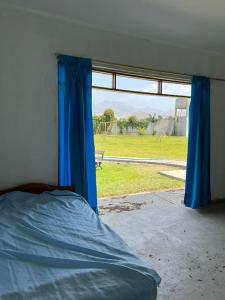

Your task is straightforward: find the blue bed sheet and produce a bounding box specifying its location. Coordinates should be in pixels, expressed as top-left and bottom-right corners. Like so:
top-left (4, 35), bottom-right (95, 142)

top-left (0, 190), bottom-right (160, 299)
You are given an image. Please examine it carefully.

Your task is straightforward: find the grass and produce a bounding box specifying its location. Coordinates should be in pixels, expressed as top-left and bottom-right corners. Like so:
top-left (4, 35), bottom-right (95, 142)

top-left (96, 163), bottom-right (184, 198)
top-left (94, 135), bottom-right (187, 161)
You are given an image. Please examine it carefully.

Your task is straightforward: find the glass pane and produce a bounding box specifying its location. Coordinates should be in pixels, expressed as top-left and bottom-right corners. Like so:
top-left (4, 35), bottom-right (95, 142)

top-left (92, 71), bottom-right (112, 88)
top-left (92, 89), bottom-right (177, 119)
top-left (162, 82), bottom-right (191, 96)
top-left (116, 75), bottom-right (158, 93)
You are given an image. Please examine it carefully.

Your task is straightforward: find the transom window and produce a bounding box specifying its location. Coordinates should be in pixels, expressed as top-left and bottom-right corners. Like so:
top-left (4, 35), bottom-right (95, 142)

top-left (92, 70), bottom-right (191, 98)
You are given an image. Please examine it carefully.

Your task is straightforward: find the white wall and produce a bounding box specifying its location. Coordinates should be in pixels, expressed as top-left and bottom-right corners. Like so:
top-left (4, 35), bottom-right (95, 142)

top-left (211, 80), bottom-right (225, 200)
top-left (1, 5), bottom-right (225, 199)
top-left (174, 117), bottom-right (186, 136)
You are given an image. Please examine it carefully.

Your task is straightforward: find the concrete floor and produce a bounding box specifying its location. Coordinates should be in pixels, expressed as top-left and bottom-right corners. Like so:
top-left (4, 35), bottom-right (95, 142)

top-left (99, 190), bottom-right (225, 300)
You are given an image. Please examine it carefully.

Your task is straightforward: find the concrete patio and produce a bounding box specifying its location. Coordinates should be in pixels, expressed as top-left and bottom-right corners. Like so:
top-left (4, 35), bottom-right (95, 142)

top-left (159, 169), bottom-right (186, 181)
top-left (99, 190), bottom-right (225, 300)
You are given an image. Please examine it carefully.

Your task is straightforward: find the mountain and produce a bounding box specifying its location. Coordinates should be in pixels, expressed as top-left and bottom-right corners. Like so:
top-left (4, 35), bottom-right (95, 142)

top-left (93, 100), bottom-right (174, 118)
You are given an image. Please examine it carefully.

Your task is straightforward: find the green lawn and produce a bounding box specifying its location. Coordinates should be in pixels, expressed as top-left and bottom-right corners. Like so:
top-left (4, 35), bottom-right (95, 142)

top-left (94, 135), bottom-right (187, 161)
top-left (96, 163), bottom-right (184, 198)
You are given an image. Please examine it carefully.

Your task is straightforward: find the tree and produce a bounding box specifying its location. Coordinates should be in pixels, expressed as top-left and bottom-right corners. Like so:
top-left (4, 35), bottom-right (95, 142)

top-left (93, 115), bottom-right (99, 134)
top-left (147, 114), bottom-right (153, 122)
top-left (117, 118), bottom-right (127, 134)
top-left (102, 108), bottom-right (115, 134)
top-left (128, 115), bottom-right (138, 129)
top-left (151, 113), bottom-right (158, 123)
top-left (137, 119), bottom-right (149, 135)
top-left (103, 108), bottom-right (115, 123)
top-left (137, 119), bottom-right (149, 130)
top-left (93, 115), bottom-right (104, 134)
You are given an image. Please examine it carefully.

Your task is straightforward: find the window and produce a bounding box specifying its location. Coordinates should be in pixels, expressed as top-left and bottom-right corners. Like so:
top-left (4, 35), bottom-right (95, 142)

top-left (92, 71), bottom-right (112, 88)
top-left (116, 75), bottom-right (158, 93)
top-left (162, 82), bottom-right (191, 97)
top-left (92, 69), bottom-right (191, 98)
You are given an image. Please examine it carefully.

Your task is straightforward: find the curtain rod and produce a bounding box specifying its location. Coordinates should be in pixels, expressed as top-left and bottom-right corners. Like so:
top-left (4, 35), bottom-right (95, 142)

top-left (55, 53), bottom-right (225, 83)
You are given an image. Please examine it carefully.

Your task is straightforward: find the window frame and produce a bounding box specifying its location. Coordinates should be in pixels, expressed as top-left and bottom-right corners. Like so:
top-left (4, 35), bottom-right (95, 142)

top-left (92, 68), bottom-right (191, 98)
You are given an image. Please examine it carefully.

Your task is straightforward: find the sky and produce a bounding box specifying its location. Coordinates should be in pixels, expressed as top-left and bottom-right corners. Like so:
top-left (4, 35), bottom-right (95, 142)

top-left (92, 72), bottom-right (191, 118)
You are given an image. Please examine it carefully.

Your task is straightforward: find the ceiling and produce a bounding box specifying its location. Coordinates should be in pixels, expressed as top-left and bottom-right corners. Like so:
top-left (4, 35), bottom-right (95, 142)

top-left (2, 0), bottom-right (225, 54)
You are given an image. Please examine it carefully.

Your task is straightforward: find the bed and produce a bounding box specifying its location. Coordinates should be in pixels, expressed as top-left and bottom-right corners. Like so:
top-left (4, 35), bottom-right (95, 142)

top-left (0, 183), bottom-right (161, 299)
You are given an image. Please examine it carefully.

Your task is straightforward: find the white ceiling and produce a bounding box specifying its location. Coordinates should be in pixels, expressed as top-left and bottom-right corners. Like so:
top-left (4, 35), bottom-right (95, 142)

top-left (2, 0), bottom-right (225, 54)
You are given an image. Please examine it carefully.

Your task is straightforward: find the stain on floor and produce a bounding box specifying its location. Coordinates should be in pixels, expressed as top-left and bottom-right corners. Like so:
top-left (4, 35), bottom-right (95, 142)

top-left (99, 201), bottom-right (146, 214)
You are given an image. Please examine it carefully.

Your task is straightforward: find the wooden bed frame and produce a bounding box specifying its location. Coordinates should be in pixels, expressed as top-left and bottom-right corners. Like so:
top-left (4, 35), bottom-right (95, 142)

top-left (0, 183), bottom-right (74, 196)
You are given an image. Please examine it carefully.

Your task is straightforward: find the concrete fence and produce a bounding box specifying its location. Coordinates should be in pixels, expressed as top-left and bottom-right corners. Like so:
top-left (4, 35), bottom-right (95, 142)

top-left (111, 117), bottom-right (187, 136)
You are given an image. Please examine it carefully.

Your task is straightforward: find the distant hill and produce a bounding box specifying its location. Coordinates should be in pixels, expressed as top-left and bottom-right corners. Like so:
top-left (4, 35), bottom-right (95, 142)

top-left (93, 100), bottom-right (174, 118)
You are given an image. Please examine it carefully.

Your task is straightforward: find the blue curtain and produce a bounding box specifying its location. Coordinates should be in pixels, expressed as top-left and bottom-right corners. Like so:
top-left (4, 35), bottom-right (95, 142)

top-left (184, 76), bottom-right (211, 208)
top-left (58, 55), bottom-right (98, 212)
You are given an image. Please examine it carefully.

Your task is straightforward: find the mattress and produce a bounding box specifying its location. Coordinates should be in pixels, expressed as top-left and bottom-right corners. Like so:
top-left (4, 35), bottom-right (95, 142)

top-left (0, 190), bottom-right (160, 299)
